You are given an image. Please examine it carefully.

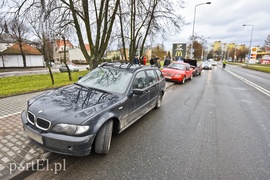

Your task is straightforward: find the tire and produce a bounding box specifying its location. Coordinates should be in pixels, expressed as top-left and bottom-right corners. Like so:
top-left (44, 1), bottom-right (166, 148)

top-left (181, 76), bottom-right (186, 84)
top-left (94, 120), bottom-right (113, 154)
top-left (155, 93), bottom-right (162, 109)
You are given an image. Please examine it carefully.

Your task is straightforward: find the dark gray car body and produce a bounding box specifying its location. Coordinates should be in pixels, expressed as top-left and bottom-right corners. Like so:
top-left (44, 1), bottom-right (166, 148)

top-left (21, 63), bottom-right (166, 156)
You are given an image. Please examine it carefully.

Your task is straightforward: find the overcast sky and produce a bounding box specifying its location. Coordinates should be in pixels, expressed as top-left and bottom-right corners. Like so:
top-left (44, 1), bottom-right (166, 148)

top-left (162, 0), bottom-right (270, 50)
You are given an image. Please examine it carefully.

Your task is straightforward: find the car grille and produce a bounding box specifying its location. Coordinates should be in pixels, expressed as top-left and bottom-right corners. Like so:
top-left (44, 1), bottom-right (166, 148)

top-left (27, 111), bottom-right (51, 131)
top-left (27, 111), bottom-right (35, 125)
top-left (164, 73), bottom-right (174, 76)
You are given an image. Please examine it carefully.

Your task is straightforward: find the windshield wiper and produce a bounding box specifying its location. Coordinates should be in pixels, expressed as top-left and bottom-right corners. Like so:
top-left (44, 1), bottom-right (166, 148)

top-left (75, 82), bottom-right (111, 94)
top-left (74, 82), bottom-right (89, 89)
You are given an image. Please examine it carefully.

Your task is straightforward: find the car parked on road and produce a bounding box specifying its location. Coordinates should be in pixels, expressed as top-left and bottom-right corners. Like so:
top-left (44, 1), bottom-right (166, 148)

top-left (260, 55), bottom-right (270, 64)
top-left (184, 59), bottom-right (202, 76)
top-left (44, 61), bottom-right (55, 67)
top-left (59, 64), bottom-right (79, 72)
top-left (161, 61), bottom-right (194, 84)
top-left (202, 61), bottom-right (212, 70)
top-left (21, 63), bottom-right (166, 156)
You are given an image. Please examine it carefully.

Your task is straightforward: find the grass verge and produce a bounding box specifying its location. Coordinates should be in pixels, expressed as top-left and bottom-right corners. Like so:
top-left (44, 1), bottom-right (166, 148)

top-left (241, 64), bottom-right (270, 73)
top-left (228, 62), bottom-right (270, 73)
top-left (0, 71), bottom-right (88, 98)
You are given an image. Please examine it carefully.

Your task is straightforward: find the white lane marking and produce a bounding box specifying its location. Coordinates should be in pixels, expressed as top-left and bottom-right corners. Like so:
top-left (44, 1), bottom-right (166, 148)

top-left (0, 112), bottom-right (21, 119)
top-left (226, 69), bottom-right (270, 97)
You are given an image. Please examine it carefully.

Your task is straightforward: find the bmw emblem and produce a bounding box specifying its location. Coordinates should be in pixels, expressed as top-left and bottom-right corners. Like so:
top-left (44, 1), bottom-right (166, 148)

top-left (38, 110), bottom-right (44, 114)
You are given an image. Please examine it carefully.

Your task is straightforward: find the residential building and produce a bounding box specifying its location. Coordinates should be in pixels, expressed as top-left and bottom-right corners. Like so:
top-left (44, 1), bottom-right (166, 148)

top-left (69, 45), bottom-right (91, 63)
top-left (53, 39), bottom-right (74, 64)
top-left (0, 43), bottom-right (43, 67)
top-left (106, 48), bottom-right (129, 61)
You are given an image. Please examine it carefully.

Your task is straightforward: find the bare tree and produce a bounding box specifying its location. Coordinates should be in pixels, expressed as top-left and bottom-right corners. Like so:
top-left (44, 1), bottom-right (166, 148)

top-left (26, 0), bottom-right (57, 84)
top-left (55, 0), bottom-right (121, 69)
top-left (152, 44), bottom-right (166, 58)
top-left (264, 34), bottom-right (270, 48)
top-left (117, 0), bottom-right (185, 63)
top-left (0, 21), bottom-right (9, 34)
top-left (2, 0), bottom-right (185, 70)
top-left (9, 18), bottom-right (30, 67)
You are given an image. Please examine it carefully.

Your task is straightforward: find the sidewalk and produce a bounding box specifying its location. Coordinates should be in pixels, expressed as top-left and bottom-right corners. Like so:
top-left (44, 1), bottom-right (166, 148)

top-left (0, 92), bottom-right (53, 180)
top-left (0, 82), bottom-right (174, 180)
top-left (0, 114), bottom-right (52, 180)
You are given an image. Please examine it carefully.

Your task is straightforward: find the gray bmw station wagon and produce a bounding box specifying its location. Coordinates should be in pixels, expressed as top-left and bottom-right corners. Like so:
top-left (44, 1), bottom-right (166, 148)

top-left (21, 63), bottom-right (166, 156)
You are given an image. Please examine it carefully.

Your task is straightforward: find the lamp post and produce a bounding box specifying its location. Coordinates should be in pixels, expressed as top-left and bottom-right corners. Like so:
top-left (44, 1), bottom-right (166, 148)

top-left (233, 42), bottom-right (237, 62)
top-left (243, 24), bottom-right (254, 65)
top-left (190, 2), bottom-right (211, 59)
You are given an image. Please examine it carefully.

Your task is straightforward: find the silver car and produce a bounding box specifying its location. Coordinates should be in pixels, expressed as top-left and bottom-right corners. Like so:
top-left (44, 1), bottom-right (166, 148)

top-left (202, 61), bottom-right (212, 69)
top-left (59, 64), bottom-right (79, 72)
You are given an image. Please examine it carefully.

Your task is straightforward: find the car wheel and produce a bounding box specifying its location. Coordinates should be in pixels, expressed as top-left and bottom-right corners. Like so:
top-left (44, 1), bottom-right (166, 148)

top-left (182, 76), bottom-right (186, 84)
top-left (155, 93), bottom-right (162, 109)
top-left (94, 120), bottom-right (113, 155)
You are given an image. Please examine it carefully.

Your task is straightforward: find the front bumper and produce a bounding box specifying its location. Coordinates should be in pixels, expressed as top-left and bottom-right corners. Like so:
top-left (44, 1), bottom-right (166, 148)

top-left (21, 111), bottom-right (95, 156)
top-left (164, 75), bottom-right (184, 83)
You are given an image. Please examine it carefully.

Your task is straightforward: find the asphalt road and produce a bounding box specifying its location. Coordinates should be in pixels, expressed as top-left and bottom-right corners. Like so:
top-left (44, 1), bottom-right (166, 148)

top-left (23, 64), bottom-right (270, 180)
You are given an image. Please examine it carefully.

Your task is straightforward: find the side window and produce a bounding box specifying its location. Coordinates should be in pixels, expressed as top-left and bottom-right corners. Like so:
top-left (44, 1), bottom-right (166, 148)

top-left (155, 70), bottom-right (164, 81)
top-left (146, 70), bottom-right (158, 85)
top-left (133, 71), bottom-right (147, 89)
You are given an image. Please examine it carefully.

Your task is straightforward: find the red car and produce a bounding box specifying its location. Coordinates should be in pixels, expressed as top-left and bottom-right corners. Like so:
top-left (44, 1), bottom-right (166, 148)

top-left (161, 61), bottom-right (194, 84)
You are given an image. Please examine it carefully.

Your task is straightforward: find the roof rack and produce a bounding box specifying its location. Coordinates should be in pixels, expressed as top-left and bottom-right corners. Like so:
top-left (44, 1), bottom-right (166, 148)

top-left (100, 62), bottom-right (144, 72)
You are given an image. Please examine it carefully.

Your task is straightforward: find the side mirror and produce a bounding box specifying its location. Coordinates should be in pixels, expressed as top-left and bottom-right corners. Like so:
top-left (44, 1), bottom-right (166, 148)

top-left (132, 89), bottom-right (144, 95)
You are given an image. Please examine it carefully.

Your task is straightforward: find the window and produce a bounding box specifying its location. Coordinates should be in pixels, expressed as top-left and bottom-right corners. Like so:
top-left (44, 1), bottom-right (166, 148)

top-left (133, 71), bottom-right (147, 89)
top-left (155, 70), bottom-right (164, 81)
top-left (146, 70), bottom-right (157, 85)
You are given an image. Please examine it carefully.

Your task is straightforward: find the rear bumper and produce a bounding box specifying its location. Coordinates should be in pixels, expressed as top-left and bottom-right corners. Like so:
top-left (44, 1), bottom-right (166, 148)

top-left (203, 67), bottom-right (212, 69)
top-left (21, 111), bottom-right (95, 156)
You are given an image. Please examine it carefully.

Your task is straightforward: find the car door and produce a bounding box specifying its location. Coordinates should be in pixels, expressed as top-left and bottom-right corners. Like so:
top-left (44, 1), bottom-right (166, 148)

top-left (126, 71), bottom-right (150, 125)
top-left (145, 70), bottom-right (159, 109)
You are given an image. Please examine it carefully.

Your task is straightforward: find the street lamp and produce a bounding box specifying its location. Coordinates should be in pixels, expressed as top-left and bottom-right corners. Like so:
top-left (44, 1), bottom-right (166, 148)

top-left (190, 2), bottom-right (211, 59)
top-left (243, 24), bottom-right (254, 65)
top-left (231, 42), bottom-right (237, 62)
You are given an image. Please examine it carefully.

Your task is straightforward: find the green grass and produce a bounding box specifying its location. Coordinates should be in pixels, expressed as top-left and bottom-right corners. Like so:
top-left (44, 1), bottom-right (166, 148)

top-left (0, 71), bottom-right (88, 98)
top-left (228, 62), bottom-right (270, 73)
top-left (242, 64), bottom-right (270, 73)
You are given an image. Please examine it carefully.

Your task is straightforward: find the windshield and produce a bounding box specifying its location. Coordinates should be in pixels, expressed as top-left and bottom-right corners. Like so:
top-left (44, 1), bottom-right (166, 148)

top-left (77, 66), bottom-right (133, 94)
top-left (167, 63), bottom-right (185, 70)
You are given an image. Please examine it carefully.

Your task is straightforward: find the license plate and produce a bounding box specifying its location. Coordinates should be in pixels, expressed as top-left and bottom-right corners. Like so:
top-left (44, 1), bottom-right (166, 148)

top-left (165, 76), bottom-right (172, 79)
top-left (25, 127), bottom-right (43, 144)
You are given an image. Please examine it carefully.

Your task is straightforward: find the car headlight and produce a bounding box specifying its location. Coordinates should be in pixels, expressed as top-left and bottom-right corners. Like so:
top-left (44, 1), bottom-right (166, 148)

top-left (52, 124), bottom-right (89, 135)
